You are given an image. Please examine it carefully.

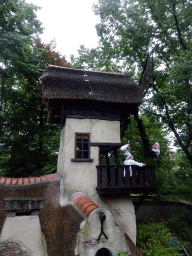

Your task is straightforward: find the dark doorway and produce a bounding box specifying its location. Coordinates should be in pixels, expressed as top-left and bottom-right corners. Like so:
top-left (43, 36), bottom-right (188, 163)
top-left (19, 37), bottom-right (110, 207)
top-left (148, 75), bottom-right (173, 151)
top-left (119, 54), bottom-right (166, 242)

top-left (95, 248), bottom-right (112, 256)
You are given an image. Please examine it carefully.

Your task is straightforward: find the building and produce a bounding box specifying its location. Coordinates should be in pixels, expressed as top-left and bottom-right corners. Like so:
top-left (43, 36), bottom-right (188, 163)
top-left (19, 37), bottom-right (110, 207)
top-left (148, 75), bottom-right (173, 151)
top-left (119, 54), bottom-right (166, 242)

top-left (40, 65), bottom-right (157, 255)
top-left (0, 65), bottom-right (157, 256)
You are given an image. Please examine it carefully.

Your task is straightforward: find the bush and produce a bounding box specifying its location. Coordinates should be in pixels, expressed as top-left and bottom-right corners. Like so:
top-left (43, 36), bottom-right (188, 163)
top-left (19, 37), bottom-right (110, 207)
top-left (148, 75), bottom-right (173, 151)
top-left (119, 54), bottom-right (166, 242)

top-left (137, 221), bottom-right (184, 256)
top-left (167, 215), bottom-right (192, 245)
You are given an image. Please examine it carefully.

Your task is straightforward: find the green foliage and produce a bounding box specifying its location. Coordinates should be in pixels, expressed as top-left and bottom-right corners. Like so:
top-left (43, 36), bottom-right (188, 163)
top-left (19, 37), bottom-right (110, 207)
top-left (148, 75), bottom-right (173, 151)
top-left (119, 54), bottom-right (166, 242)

top-left (92, 0), bottom-right (192, 165)
top-left (75, 0), bottom-right (192, 158)
top-left (137, 220), bottom-right (189, 256)
top-left (167, 215), bottom-right (192, 242)
top-left (0, 1), bottom-right (69, 177)
top-left (114, 253), bottom-right (126, 256)
top-left (72, 0), bottom-right (192, 200)
top-left (0, 0), bottom-right (42, 73)
top-left (0, 74), bottom-right (61, 177)
top-left (165, 150), bottom-right (192, 201)
top-left (71, 44), bottom-right (122, 73)
top-left (119, 114), bottom-right (173, 195)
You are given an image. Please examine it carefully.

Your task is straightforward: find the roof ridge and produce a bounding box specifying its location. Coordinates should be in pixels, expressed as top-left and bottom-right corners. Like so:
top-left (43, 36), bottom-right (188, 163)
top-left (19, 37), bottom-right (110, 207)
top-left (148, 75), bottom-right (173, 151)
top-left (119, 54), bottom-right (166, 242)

top-left (46, 65), bottom-right (126, 76)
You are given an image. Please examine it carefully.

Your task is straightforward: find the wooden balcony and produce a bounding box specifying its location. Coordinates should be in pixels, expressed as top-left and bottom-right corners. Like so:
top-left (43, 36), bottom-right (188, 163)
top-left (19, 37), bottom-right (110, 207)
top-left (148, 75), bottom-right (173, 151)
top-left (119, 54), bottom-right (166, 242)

top-left (96, 165), bottom-right (157, 195)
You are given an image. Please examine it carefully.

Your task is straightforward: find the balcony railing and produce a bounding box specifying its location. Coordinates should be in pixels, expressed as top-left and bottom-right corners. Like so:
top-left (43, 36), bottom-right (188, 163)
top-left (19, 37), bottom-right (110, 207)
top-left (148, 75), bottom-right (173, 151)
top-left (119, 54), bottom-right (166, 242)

top-left (96, 165), bottom-right (157, 195)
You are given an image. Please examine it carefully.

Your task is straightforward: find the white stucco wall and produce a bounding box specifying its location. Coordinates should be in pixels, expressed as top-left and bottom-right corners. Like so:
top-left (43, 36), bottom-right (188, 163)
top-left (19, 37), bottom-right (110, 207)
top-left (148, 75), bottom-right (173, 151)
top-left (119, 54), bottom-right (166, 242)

top-left (0, 216), bottom-right (45, 256)
top-left (57, 117), bottom-right (136, 244)
top-left (90, 119), bottom-right (120, 143)
top-left (75, 208), bottom-right (130, 256)
top-left (58, 118), bottom-right (121, 203)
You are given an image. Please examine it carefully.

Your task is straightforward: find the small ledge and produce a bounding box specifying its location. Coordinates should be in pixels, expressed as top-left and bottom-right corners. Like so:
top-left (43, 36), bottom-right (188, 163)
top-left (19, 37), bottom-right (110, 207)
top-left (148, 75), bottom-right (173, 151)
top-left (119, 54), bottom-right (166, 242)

top-left (3, 197), bottom-right (44, 211)
top-left (71, 158), bottom-right (93, 162)
top-left (90, 143), bottom-right (121, 147)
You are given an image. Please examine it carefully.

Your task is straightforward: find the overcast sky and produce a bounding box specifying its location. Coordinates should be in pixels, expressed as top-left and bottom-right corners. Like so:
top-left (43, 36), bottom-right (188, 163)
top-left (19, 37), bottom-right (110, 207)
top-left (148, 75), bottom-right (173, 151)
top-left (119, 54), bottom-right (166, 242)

top-left (26, 0), bottom-right (100, 61)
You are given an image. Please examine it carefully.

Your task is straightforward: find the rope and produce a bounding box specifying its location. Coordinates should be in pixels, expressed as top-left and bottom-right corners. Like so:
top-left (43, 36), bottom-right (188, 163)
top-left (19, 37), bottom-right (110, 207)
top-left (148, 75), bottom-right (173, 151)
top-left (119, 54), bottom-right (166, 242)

top-left (83, 71), bottom-right (94, 95)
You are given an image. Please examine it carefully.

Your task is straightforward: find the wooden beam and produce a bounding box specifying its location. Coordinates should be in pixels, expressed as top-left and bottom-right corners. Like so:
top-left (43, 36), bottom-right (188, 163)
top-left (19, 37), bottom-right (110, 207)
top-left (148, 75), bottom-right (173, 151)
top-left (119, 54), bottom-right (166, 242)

top-left (134, 191), bottom-right (149, 214)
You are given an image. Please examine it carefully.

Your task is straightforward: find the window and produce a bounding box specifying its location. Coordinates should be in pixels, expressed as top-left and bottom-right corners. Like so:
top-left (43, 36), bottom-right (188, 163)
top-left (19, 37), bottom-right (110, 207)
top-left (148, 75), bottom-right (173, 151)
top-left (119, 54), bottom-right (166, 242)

top-left (76, 133), bottom-right (89, 159)
top-left (71, 133), bottom-right (93, 162)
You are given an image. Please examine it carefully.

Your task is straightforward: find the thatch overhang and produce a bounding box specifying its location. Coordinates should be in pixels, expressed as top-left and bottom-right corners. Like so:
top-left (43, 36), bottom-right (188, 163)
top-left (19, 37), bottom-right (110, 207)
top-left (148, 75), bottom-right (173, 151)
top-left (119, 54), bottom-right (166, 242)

top-left (41, 66), bottom-right (143, 124)
top-left (41, 65), bottom-right (142, 104)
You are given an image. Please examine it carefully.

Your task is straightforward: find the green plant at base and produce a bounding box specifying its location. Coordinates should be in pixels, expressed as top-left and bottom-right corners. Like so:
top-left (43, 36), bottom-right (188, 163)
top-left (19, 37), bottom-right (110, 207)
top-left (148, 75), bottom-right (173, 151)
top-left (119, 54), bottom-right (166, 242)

top-left (167, 215), bottom-right (192, 245)
top-left (137, 221), bottom-right (185, 256)
top-left (114, 253), bottom-right (126, 256)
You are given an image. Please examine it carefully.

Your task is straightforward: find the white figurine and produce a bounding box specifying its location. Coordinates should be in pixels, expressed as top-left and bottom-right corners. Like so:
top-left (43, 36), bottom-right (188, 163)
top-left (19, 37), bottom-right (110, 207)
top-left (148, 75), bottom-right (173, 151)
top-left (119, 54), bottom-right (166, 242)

top-left (120, 144), bottom-right (146, 176)
top-left (152, 142), bottom-right (160, 158)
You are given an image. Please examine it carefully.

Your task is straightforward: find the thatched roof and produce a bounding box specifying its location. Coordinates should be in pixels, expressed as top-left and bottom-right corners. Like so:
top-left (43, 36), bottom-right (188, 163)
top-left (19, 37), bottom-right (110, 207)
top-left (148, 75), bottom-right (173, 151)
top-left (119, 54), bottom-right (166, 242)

top-left (41, 66), bottom-right (142, 104)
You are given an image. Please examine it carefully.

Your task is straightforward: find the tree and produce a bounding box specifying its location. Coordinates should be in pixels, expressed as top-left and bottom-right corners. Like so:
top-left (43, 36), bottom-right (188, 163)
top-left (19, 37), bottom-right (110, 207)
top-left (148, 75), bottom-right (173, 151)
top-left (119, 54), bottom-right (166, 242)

top-left (0, 37), bottom-right (70, 177)
top-left (80, 0), bottom-right (192, 166)
top-left (0, 0), bottom-right (41, 176)
top-left (71, 44), bottom-right (123, 73)
top-left (71, 0), bottom-right (192, 199)
top-left (0, 0), bottom-right (70, 177)
top-left (167, 149), bottom-right (192, 200)
top-left (0, 0), bottom-right (42, 108)
top-left (119, 114), bottom-right (173, 195)
top-left (32, 37), bottom-right (70, 70)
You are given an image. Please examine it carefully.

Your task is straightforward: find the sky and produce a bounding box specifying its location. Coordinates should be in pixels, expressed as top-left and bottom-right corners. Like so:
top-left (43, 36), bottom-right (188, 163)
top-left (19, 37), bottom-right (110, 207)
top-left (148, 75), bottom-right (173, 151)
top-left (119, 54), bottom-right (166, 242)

top-left (25, 0), bottom-right (100, 61)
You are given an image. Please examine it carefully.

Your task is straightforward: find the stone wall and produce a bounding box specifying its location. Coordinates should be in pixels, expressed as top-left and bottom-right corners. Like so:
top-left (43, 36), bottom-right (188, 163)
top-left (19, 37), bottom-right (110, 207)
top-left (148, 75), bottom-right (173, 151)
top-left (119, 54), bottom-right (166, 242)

top-left (0, 240), bottom-right (30, 255)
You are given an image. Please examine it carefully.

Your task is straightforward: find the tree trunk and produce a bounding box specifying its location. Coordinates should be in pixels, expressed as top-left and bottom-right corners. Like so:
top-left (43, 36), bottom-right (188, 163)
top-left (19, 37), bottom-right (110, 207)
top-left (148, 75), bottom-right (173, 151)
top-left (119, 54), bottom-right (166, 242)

top-left (134, 110), bottom-right (157, 160)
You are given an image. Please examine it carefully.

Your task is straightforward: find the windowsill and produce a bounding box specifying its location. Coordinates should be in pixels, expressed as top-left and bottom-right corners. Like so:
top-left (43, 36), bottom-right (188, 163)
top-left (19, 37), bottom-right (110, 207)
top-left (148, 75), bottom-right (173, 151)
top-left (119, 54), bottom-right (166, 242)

top-left (71, 158), bottom-right (93, 162)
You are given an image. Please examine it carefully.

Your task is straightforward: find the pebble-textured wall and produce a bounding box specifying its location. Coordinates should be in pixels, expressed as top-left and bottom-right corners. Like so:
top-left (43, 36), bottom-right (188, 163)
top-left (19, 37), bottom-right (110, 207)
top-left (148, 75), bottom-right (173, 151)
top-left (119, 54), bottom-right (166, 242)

top-left (0, 240), bottom-right (30, 256)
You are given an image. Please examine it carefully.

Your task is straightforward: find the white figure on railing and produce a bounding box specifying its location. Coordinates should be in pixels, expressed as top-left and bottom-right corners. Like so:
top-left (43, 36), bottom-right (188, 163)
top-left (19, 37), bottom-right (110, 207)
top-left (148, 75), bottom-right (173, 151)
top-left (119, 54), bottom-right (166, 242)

top-left (152, 142), bottom-right (160, 158)
top-left (120, 143), bottom-right (146, 177)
